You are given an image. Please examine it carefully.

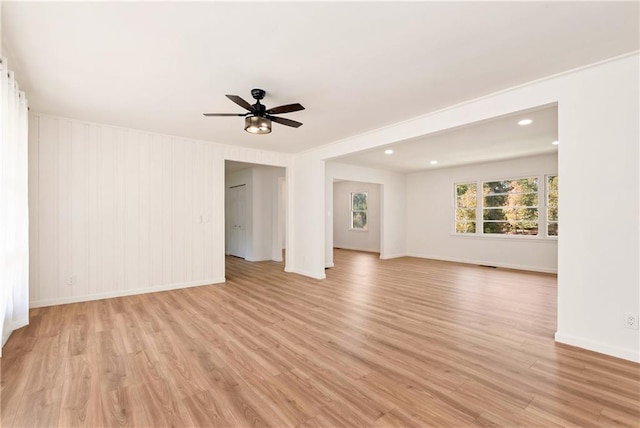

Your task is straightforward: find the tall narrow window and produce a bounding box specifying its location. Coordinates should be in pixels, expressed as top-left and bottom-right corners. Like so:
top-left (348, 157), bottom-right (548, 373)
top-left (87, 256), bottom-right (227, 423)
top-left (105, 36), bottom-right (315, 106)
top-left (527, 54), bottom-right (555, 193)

top-left (455, 182), bottom-right (477, 233)
top-left (350, 192), bottom-right (368, 230)
top-left (483, 177), bottom-right (538, 235)
top-left (547, 175), bottom-right (558, 236)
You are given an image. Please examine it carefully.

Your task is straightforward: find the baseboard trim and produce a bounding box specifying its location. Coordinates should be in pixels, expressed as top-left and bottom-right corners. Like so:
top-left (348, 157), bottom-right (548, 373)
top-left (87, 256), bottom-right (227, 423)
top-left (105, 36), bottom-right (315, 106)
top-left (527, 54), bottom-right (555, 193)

top-left (405, 253), bottom-right (557, 274)
top-left (29, 277), bottom-right (226, 308)
top-left (333, 246), bottom-right (380, 254)
top-left (284, 267), bottom-right (326, 280)
top-left (555, 331), bottom-right (639, 363)
top-left (380, 253), bottom-right (407, 260)
top-left (325, 262), bottom-right (335, 268)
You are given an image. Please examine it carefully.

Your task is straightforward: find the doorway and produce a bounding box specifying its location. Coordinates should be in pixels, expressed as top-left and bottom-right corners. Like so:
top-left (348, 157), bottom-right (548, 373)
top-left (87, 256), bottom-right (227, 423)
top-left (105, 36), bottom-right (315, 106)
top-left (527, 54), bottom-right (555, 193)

top-left (226, 184), bottom-right (247, 258)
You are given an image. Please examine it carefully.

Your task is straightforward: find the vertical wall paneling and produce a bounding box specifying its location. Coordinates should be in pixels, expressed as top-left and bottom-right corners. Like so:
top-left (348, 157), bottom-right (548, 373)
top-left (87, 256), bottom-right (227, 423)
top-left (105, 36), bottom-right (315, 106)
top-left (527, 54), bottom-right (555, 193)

top-left (70, 122), bottom-right (89, 297)
top-left (87, 125), bottom-right (99, 296)
top-left (139, 133), bottom-right (150, 290)
top-left (57, 120), bottom-right (71, 299)
top-left (149, 134), bottom-right (163, 287)
top-left (124, 131), bottom-right (140, 291)
top-left (29, 114), bottom-right (229, 307)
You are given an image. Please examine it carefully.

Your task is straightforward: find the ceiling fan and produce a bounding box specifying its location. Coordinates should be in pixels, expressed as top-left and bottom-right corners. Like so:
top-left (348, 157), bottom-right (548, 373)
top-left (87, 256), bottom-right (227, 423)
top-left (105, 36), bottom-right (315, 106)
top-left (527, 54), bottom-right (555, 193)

top-left (203, 88), bottom-right (304, 134)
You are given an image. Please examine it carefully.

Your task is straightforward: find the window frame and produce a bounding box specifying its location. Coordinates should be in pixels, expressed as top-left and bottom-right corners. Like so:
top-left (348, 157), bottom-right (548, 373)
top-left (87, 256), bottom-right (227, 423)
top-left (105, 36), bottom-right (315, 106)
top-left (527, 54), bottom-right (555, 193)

top-left (350, 191), bottom-right (369, 231)
top-left (453, 173), bottom-right (557, 240)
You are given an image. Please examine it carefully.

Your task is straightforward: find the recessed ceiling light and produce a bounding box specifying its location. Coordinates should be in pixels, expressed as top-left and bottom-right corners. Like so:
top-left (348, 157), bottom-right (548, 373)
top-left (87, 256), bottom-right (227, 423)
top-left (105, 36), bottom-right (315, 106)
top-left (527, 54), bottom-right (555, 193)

top-left (384, 149), bottom-right (394, 155)
top-left (518, 119), bottom-right (533, 126)
top-left (551, 140), bottom-right (559, 145)
top-left (430, 160), bottom-right (438, 165)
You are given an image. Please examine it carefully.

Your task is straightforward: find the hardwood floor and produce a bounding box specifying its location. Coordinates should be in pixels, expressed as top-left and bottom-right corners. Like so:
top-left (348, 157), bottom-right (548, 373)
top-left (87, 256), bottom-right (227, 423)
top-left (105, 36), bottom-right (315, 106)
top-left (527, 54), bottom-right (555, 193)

top-left (2, 250), bottom-right (639, 427)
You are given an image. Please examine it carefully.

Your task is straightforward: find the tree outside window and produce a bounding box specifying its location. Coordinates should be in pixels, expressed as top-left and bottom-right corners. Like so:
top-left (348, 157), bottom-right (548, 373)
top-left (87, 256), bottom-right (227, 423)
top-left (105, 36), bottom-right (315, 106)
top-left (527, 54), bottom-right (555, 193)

top-left (350, 192), bottom-right (368, 230)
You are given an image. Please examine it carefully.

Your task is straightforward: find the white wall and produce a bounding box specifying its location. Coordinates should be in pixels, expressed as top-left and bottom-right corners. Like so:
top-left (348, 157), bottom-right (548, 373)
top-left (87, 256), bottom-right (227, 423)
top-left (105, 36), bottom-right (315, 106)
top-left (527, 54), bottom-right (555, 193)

top-left (333, 181), bottom-right (381, 253)
top-left (252, 165), bottom-right (286, 262)
top-left (325, 162), bottom-right (406, 268)
top-left (406, 154), bottom-right (558, 273)
top-left (29, 113), bottom-right (292, 307)
top-left (225, 167), bottom-right (253, 258)
top-left (292, 53), bottom-right (639, 362)
top-left (29, 113), bottom-right (223, 307)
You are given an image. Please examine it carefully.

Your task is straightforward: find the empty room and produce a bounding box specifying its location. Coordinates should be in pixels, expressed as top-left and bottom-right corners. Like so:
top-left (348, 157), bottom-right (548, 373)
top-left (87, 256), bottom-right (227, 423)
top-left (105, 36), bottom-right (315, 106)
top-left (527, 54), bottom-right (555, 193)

top-left (1, 2), bottom-right (639, 427)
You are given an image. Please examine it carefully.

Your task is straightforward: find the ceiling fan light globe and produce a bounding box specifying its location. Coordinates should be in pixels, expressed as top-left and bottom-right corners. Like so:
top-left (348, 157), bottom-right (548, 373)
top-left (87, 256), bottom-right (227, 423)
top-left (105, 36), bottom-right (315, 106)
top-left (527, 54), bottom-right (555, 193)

top-left (244, 116), bottom-right (271, 134)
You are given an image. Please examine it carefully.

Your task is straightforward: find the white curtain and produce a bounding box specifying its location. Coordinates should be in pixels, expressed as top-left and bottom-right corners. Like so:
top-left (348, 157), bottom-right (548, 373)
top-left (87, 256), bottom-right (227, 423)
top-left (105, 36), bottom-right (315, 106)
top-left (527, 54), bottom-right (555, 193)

top-left (0, 58), bottom-right (29, 355)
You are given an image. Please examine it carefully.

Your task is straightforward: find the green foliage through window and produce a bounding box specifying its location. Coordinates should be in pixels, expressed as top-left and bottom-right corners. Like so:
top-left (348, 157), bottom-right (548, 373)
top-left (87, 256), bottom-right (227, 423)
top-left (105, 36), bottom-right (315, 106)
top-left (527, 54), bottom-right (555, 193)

top-left (351, 192), bottom-right (368, 230)
top-left (547, 175), bottom-right (558, 236)
top-left (455, 175), bottom-right (557, 237)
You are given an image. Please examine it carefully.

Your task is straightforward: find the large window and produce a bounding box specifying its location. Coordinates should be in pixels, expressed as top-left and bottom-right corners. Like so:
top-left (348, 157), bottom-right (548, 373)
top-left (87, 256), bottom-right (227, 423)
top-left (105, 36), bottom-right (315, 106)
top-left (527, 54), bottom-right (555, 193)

top-left (350, 192), bottom-right (368, 230)
top-left (455, 175), bottom-right (557, 237)
top-left (547, 175), bottom-right (558, 236)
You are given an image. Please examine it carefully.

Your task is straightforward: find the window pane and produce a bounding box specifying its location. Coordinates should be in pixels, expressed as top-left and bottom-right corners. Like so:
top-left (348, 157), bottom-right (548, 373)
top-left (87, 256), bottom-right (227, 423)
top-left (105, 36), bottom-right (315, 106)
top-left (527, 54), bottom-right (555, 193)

top-left (548, 222), bottom-right (558, 236)
top-left (456, 208), bottom-right (476, 222)
top-left (548, 206), bottom-right (558, 222)
top-left (483, 177), bottom-right (538, 195)
top-left (456, 222), bottom-right (476, 233)
top-left (456, 183), bottom-right (477, 208)
top-left (352, 212), bottom-right (368, 230)
top-left (483, 221), bottom-right (538, 235)
top-left (483, 208), bottom-right (538, 221)
top-left (351, 193), bottom-right (367, 211)
top-left (484, 193), bottom-right (538, 207)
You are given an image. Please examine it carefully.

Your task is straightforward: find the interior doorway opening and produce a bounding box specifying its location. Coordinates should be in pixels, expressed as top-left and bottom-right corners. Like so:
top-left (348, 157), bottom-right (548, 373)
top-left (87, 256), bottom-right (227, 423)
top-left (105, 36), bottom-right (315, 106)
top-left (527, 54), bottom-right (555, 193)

top-left (224, 160), bottom-right (287, 271)
top-left (331, 179), bottom-right (382, 266)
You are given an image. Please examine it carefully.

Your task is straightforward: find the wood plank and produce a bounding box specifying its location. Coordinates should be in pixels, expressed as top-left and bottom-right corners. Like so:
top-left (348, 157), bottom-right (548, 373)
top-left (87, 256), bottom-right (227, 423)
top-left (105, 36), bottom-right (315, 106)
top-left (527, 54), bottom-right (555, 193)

top-left (2, 250), bottom-right (639, 427)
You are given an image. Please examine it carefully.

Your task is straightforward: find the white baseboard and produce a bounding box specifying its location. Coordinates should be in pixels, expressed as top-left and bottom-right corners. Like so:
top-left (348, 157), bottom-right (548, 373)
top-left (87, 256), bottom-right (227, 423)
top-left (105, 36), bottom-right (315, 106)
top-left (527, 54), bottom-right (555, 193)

top-left (380, 253), bottom-right (407, 260)
top-left (405, 253), bottom-right (557, 274)
top-left (555, 331), bottom-right (639, 363)
top-left (325, 262), bottom-right (335, 268)
top-left (333, 245), bottom-right (380, 254)
top-left (29, 277), bottom-right (226, 308)
top-left (284, 267), bottom-right (326, 280)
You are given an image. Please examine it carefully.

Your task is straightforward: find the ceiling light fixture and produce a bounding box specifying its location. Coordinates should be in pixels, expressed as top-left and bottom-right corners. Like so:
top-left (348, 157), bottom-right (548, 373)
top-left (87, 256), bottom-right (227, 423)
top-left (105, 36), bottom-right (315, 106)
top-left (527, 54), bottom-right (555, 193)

top-left (245, 116), bottom-right (272, 134)
top-left (430, 160), bottom-right (438, 165)
top-left (551, 140), bottom-right (559, 145)
top-left (384, 149), bottom-right (394, 155)
top-left (518, 119), bottom-right (533, 126)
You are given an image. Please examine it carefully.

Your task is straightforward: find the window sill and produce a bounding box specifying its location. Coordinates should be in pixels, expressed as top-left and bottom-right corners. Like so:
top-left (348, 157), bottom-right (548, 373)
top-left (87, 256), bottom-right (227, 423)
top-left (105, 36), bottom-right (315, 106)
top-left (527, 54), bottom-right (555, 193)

top-left (349, 228), bottom-right (369, 233)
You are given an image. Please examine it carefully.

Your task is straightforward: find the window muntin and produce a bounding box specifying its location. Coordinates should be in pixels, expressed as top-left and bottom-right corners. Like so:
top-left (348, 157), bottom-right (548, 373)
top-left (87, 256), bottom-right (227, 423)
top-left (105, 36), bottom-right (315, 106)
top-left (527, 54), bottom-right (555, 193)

top-left (350, 192), bottom-right (368, 230)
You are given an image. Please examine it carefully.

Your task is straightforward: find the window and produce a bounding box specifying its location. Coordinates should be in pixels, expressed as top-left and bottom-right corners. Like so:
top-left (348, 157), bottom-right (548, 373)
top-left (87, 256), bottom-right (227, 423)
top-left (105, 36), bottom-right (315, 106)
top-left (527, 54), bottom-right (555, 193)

top-left (455, 182), bottom-right (477, 233)
top-left (454, 175), bottom-right (557, 237)
top-left (483, 177), bottom-right (538, 235)
top-left (547, 175), bottom-right (558, 236)
top-left (350, 192), bottom-right (368, 230)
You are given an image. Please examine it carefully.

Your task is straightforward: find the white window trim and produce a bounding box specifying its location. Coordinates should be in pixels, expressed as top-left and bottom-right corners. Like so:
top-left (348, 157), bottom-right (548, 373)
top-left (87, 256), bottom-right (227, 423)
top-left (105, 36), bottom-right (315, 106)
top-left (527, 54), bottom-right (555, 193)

top-left (453, 173), bottom-right (557, 240)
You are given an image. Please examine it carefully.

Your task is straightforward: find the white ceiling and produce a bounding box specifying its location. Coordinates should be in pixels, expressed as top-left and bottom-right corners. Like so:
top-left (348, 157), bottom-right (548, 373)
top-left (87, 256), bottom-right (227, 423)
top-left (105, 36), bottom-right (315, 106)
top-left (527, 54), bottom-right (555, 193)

top-left (332, 104), bottom-right (558, 173)
top-left (2, 2), bottom-right (638, 154)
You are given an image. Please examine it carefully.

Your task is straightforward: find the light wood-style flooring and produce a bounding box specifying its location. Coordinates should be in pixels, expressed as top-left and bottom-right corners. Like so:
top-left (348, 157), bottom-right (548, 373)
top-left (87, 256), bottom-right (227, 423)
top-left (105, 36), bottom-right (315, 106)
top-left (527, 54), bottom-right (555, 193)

top-left (1, 250), bottom-right (639, 427)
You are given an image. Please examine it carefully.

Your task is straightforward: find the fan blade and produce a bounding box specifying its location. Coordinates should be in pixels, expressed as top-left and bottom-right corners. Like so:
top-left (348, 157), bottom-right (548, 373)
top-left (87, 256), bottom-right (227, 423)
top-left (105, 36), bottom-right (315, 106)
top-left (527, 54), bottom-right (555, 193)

top-left (269, 115), bottom-right (303, 128)
top-left (203, 113), bottom-right (246, 117)
top-left (266, 103), bottom-right (305, 115)
top-left (226, 95), bottom-right (254, 112)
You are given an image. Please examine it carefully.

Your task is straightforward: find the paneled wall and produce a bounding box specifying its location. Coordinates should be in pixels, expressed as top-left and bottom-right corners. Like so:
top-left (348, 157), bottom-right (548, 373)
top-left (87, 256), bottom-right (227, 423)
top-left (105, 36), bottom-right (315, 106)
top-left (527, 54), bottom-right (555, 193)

top-left (28, 113), bottom-right (225, 307)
